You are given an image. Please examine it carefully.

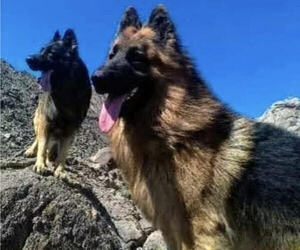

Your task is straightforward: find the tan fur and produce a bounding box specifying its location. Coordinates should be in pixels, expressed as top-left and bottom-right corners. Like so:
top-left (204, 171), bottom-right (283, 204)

top-left (25, 94), bottom-right (73, 176)
top-left (134, 27), bottom-right (155, 39)
top-left (122, 26), bottom-right (139, 38)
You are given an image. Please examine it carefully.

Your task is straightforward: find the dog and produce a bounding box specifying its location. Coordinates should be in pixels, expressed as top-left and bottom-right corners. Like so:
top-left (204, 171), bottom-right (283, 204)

top-left (92, 6), bottom-right (300, 250)
top-left (25, 29), bottom-right (91, 177)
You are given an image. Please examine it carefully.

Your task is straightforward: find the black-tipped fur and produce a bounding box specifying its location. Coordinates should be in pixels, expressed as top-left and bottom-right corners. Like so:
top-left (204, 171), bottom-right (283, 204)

top-left (147, 5), bottom-right (181, 50)
top-left (52, 30), bottom-right (61, 41)
top-left (118, 6), bottom-right (142, 33)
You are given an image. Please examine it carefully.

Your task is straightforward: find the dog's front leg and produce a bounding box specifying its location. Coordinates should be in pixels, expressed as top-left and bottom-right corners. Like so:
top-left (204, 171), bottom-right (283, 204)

top-left (33, 118), bottom-right (49, 174)
top-left (54, 135), bottom-right (73, 179)
top-left (25, 109), bottom-right (39, 157)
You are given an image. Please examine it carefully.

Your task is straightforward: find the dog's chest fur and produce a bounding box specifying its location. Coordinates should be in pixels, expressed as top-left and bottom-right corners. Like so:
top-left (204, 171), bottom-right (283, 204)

top-left (108, 115), bottom-right (257, 248)
top-left (109, 120), bottom-right (196, 247)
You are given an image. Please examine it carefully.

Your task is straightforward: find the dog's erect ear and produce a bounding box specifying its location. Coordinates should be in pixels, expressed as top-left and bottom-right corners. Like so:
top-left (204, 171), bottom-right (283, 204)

top-left (118, 7), bottom-right (141, 34)
top-left (52, 30), bottom-right (61, 41)
top-left (147, 5), bottom-right (179, 48)
top-left (63, 29), bottom-right (77, 48)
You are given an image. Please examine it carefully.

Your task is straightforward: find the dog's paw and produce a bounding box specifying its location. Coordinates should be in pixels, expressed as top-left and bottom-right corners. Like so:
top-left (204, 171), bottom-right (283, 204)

top-left (33, 162), bottom-right (48, 175)
top-left (25, 147), bottom-right (37, 158)
top-left (53, 165), bottom-right (82, 188)
top-left (54, 165), bottom-right (67, 179)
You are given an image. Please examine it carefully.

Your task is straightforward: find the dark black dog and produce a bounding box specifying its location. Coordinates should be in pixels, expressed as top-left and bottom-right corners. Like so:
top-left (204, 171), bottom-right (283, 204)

top-left (25, 29), bottom-right (91, 177)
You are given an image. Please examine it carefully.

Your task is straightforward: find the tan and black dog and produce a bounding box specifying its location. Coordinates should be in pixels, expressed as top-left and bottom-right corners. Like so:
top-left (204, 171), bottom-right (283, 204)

top-left (25, 29), bottom-right (91, 177)
top-left (92, 6), bottom-right (300, 250)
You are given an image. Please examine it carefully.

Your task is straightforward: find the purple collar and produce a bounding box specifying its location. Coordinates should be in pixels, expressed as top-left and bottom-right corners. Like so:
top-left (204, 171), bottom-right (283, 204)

top-left (38, 70), bottom-right (53, 91)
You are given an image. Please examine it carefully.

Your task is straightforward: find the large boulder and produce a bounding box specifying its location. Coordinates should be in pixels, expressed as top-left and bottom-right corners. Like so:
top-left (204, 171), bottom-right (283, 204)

top-left (1, 168), bottom-right (121, 250)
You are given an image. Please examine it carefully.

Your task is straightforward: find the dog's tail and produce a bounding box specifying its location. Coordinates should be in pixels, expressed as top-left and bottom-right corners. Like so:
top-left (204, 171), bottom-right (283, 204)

top-left (48, 138), bottom-right (60, 162)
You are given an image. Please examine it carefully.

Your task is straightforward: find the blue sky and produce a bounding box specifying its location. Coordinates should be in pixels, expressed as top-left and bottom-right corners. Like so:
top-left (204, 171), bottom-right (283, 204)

top-left (2, 0), bottom-right (299, 118)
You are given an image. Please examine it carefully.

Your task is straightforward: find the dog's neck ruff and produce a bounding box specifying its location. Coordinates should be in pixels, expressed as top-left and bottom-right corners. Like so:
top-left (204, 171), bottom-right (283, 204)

top-left (38, 70), bottom-right (53, 92)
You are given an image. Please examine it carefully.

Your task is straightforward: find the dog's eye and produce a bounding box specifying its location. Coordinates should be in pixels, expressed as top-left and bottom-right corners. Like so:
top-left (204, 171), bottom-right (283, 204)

top-left (109, 45), bottom-right (119, 60)
top-left (49, 53), bottom-right (60, 60)
top-left (126, 47), bottom-right (146, 63)
top-left (126, 48), bottom-right (148, 73)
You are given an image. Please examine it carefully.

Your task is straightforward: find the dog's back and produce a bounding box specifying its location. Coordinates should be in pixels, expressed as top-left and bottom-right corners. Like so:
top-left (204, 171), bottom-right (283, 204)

top-left (229, 121), bottom-right (300, 249)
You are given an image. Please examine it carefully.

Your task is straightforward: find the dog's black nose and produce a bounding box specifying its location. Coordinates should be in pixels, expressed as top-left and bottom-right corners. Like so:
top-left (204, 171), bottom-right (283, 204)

top-left (91, 69), bottom-right (104, 84)
top-left (92, 69), bottom-right (110, 94)
top-left (26, 56), bottom-right (34, 64)
top-left (91, 74), bottom-right (99, 85)
top-left (26, 55), bottom-right (43, 71)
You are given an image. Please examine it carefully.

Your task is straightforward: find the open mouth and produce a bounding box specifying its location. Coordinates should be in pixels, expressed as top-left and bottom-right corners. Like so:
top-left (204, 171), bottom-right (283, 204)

top-left (37, 70), bottom-right (53, 92)
top-left (99, 87), bottom-right (138, 133)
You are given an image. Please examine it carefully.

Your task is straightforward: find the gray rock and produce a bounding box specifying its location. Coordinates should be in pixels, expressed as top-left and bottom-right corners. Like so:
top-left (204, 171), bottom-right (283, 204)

top-left (142, 231), bottom-right (167, 250)
top-left (258, 97), bottom-right (300, 136)
top-left (0, 168), bottom-right (121, 250)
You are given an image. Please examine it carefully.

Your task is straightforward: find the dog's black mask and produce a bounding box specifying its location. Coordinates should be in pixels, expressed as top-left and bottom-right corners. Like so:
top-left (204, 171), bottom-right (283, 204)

top-left (26, 29), bottom-right (78, 72)
top-left (92, 44), bottom-right (150, 96)
top-left (91, 8), bottom-right (154, 120)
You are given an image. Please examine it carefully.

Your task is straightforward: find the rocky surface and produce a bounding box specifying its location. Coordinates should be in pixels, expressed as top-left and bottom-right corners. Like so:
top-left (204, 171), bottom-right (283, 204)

top-left (0, 60), bottom-right (298, 250)
top-left (0, 60), bottom-right (165, 250)
top-left (1, 168), bottom-right (121, 250)
top-left (258, 97), bottom-right (300, 136)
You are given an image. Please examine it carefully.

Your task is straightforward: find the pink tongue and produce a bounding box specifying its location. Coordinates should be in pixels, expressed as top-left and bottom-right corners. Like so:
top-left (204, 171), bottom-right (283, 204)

top-left (99, 95), bottom-right (127, 133)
